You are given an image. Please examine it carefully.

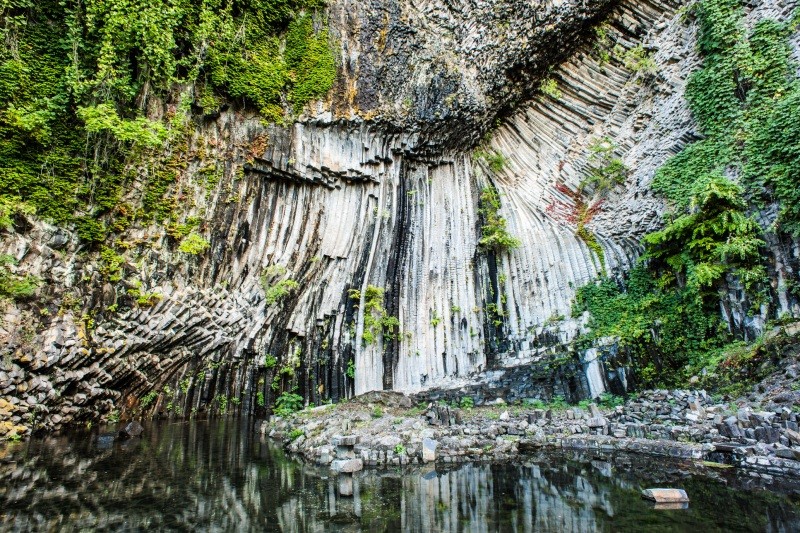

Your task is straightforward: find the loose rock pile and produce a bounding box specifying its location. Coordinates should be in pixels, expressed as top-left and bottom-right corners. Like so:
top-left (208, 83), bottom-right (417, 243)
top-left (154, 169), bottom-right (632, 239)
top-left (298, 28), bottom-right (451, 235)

top-left (260, 388), bottom-right (800, 480)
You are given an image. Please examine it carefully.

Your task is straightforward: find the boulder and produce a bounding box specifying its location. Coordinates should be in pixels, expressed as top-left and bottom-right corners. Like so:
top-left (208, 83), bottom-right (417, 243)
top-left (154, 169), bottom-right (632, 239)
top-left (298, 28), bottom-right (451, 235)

top-left (119, 420), bottom-right (144, 438)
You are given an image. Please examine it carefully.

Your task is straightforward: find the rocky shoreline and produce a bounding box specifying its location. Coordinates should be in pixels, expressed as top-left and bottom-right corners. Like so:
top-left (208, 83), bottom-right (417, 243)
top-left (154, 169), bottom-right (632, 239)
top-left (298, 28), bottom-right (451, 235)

top-left (260, 387), bottom-right (800, 484)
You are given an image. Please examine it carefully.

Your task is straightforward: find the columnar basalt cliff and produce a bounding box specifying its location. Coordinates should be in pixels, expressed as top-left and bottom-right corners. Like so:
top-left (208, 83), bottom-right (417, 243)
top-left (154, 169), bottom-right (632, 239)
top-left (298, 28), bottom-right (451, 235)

top-left (1, 0), bottom-right (799, 437)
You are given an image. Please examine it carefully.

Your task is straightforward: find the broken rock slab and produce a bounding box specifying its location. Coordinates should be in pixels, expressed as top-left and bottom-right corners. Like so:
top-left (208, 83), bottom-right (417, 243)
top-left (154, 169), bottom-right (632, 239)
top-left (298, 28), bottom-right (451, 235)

top-left (641, 488), bottom-right (689, 503)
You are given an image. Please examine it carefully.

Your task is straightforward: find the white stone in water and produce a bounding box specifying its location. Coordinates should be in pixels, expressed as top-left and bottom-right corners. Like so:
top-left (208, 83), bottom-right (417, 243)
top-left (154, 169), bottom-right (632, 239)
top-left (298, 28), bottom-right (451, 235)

top-left (641, 488), bottom-right (689, 504)
top-left (331, 459), bottom-right (363, 473)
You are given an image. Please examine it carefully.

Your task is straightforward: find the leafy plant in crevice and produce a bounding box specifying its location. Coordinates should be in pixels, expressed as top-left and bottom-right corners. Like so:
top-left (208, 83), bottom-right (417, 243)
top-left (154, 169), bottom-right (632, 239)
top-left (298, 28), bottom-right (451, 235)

top-left (348, 285), bottom-right (400, 345)
top-left (477, 186), bottom-right (521, 253)
top-left (273, 391), bottom-right (304, 416)
top-left (261, 265), bottom-right (300, 306)
top-left (473, 149), bottom-right (509, 172)
top-left (0, 254), bottom-right (41, 301)
top-left (178, 232), bottom-right (210, 255)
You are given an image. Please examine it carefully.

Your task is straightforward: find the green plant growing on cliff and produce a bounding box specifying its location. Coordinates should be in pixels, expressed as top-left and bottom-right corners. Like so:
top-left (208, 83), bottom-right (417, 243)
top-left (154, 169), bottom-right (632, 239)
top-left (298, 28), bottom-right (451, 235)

top-left (0, 255), bottom-right (41, 301)
top-left (265, 279), bottom-right (299, 305)
top-left (348, 285), bottom-right (400, 344)
top-left (0, 196), bottom-right (35, 230)
top-left (346, 359), bottom-right (355, 379)
top-left (126, 282), bottom-right (162, 307)
top-left (274, 391), bottom-right (303, 416)
top-left (622, 45), bottom-right (657, 75)
top-left (140, 391), bottom-right (158, 410)
top-left (474, 150), bottom-right (509, 172)
top-left (581, 137), bottom-right (628, 195)
top-left (540, 77), bottom-right (562, 99)
top-left (0, 0), bottom-right (337, 253)
top-left (477, 187), bottom-right (521, 253)
top-left (264, 354), bottom-right (278, 368)
top-left (216, 394), bottom-right (228, 414)
top-left (99, 247), bottom-right (125, 281)
top-left (178, 233), bottom-right (210, 255)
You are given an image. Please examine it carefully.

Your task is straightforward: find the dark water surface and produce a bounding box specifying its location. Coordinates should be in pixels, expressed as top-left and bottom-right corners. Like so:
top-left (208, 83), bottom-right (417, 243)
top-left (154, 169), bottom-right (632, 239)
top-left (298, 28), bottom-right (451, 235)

top-left (1, 419), bottom-right (799, 532)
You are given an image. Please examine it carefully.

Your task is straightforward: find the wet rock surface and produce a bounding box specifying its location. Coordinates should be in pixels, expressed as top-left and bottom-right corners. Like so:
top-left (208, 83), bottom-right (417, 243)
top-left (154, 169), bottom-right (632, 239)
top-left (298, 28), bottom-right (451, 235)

top-left (265, 387), bottom-right (800, 481)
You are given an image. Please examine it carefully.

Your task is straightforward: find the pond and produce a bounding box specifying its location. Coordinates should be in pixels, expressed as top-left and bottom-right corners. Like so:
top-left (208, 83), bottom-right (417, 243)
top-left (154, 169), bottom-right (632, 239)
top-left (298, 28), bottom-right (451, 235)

top-left (1, 419), bottom-right (798, 532)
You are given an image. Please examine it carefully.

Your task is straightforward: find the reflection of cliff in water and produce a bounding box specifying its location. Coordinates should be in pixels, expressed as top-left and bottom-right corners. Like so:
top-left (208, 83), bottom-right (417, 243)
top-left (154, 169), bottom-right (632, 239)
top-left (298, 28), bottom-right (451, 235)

top-left (1, 420), bottom-right (799, 532)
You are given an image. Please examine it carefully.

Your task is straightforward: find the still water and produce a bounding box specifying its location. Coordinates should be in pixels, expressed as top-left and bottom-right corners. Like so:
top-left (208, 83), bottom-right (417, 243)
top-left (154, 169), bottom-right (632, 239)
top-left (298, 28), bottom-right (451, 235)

top-left (1, 419), bottom-right (799, 532)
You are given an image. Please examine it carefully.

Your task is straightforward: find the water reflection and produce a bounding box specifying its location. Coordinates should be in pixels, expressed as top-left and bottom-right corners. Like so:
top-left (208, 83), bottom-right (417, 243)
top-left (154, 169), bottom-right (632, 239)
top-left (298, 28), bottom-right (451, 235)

top-left (0, 419), bottom-right (798, 532)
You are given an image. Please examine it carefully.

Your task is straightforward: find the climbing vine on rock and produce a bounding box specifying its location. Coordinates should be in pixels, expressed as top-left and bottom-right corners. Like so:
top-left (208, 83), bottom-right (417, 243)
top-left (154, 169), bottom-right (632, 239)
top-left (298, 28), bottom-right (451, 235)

top-left (574, 0), bottom-right (796, 388)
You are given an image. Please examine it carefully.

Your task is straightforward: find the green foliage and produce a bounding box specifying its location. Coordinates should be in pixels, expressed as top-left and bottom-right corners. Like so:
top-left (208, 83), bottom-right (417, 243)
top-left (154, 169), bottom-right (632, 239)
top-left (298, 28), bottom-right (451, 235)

top-left (654, 0), bottom-right (800, 234)
top-left (581, 137), bottom-right (628, 196)
top-left (264, 354), bottom-right (278, 368)
top-left (216, 394), bottom-right (228, 414)
top-left (0, 196), bottom-right (35, 230)
top-left (622, 45), bottom-right (657, 75)
top-left (125, 281), bottom-right (162, 307)
top-left (288, 428), bottom-right (304, 440)
top-left (459, 396), bottom-right (474, 410)
top-left (77, 104), bottom-right (167, 147)
top-left (178, 232), bottom-right (210, 254)
top-left (348, 285), bottom-right (400, 344)
top-left (0, 0), bottom-right (336, 243)
top-left (140, 390), bottom-right (158, 409)
top-left (265, 279), bottom-right (299, 305)
top-left (0, 255), bottom-right (41, 301)
top-left (574, 0), bottom-right (798, 388)
top-left (371, 405), bottom-right (383, 418)
top-left (540, 77), bottom-right (562, 99)
top-left (474, 149), bottom-right (509, 172)
top-left (644, 175), bottom-right (766, 298)
top-left (597, 392), bottom-right (624, 408)
top-left (393, 443), bottom-right (406, 455)
top-left (346, 359), bottom-right (355, 379)
top-left (99, 246), bottom-right (125, 281)
top-left (273, 391), bottom-right (303, 416)
top-left (477, 187), bottom-right (521, 253)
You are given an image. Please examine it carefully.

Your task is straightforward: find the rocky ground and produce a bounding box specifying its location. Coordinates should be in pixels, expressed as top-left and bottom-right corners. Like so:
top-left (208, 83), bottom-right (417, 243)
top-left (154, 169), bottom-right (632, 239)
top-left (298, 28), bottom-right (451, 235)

top-left (261, 365), bottom-right (800, 483)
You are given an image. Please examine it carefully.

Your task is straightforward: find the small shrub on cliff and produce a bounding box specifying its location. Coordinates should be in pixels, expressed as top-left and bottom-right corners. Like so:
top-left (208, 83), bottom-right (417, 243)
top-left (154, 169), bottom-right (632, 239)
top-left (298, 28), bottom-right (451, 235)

top-left (477, 187), bottom-right (521, 253)
top-left (178, 233), bottom-right (210, 255)
top-left (0, 255), bottom-right (41, 301)
top-left (265, 279), bottom-right (299, 305)
top-left (274, 391), bottom-right (304, 416)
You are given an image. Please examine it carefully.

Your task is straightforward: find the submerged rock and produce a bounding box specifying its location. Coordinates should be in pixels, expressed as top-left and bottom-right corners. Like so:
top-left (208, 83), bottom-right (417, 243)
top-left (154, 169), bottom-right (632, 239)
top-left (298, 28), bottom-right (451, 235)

top-left (119, 421), bottom-right (144, 439)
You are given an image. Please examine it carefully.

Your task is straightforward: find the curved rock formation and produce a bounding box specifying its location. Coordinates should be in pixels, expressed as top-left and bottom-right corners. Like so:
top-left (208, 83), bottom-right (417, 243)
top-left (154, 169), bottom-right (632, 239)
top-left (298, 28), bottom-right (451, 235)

top-left (1, 0), bottom-right (798, 436)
